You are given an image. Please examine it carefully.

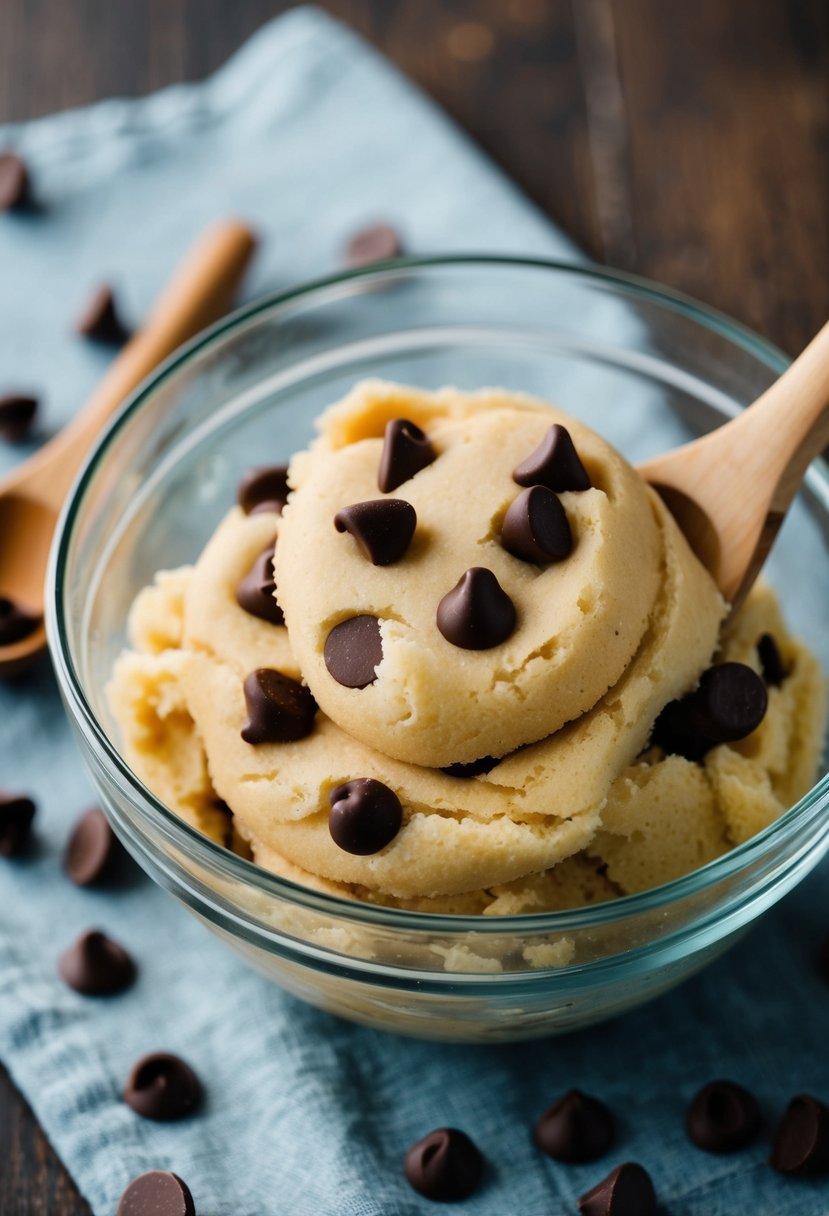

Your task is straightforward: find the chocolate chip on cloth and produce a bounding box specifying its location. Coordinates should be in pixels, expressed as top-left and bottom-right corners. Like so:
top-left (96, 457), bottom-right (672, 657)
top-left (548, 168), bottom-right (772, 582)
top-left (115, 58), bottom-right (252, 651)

top-left (334, 498), bottom-right (417, 565)
top-left (344, 222), bottom-right (403, 268)
top-left (686, 1080), bottom-right (761, 1152)
top-left (237, 464), bottom-right (290, 515)
top-left (534, 1089), bottom-right (615, 1163)
top-left (118, 1172), bottom-right (196, 1216)
top-left (403, 1128), bottom-right (484, 1202)
top-left (64, 806), bottom-right (125, 887)
top-left (501, 485), bottom-right (572, 564)
top-left (124, 1052), bottom-right (203, 1122)
top-left (328, 778), bottom-right (402, 854)
top-left (513, 423), bottom-right (591, 493)
top-left (437, 567), bottom-right (516, 649)
top-left (0, 596), bottom-right (41, 646)
top-left (377, 418), bottom-right (436, 493)
top-left (770, 1094), bottom-right (829, 1175)
top-left (0, 152), bottom-right (30, 211)
top-left (236, 544), bottom-right (284, 624)
top-left (652, 661), bottom-right (768, 761)
top-left (0, 393), bottom-right (38, 442)
top-left (324, 614), bottom-right (383, 688)
top-left (75, 283), bottom-right (131, 344)
top-left (758, 631), bottom-right (787, 687)
top-left (240, 668), bottom-right (317, 744)
top-left (58, 929), bottom-right (135, 995)
top-left (578, 1162), bottom-right (657, 1216)
top-left (0, 791), bottom-right (36, 856)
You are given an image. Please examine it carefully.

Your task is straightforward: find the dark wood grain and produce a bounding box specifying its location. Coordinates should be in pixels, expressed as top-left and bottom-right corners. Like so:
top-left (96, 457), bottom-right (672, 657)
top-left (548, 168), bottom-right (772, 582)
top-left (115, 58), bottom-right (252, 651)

top-left (0, 1), bottom-right (827, 1211)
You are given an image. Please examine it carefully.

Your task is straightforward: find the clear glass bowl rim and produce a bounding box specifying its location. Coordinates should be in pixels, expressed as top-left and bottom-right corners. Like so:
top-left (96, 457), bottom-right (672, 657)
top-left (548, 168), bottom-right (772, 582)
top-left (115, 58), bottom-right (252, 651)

top-left (48, 253), bottom-right (829, 935)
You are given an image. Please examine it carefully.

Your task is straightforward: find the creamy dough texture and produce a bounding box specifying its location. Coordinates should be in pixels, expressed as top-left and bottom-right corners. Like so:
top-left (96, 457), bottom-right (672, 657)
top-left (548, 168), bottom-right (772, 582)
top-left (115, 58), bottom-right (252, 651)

top-left (108, 381), bottom-right (827, 914)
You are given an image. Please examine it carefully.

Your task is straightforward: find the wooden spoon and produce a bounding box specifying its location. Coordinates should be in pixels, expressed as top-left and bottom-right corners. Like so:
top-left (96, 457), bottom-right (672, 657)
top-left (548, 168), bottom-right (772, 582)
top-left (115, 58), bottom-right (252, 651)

top-left (0, 219), bottom-right (256, 676)
top-left (639, 318), bottom-right (829, 609)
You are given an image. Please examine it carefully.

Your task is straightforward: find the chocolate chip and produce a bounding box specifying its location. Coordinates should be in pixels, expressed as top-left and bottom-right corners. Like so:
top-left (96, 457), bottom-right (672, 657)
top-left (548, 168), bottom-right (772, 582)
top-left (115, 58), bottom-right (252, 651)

top-left (437, 567), bottom-right (516, 649)
top-left (652, 662), bottom-right (768, 762)
top-left (770, 1094), bottom-right (829, 1175)
top-left (324, 615), bottom-right (383, 688)
top-left (0, 153), bottom-right (30, 211)
top-left (237, 465), bottom-right (289, 516)
top-left (377, 418), bottom-right (435, 493)
top-left (0, 394), bottom-right (38, 442)
top-left (686, 1080), bottom-right (761, 1153)
top-left (502, 486), bottom-right (572, 564)
top-left (403, 1128), bottom-right (484, 1202)
top-left (441, 755), bottom-right (499, 778)
top-left (240, 669), bottom-right (317, 744)
top-left (0, 596), bottom-right (41, 647)
top-left (64, 807), bottom-right (123, 887)
top-left (334, 498), bottom-right (417, 566)
top-left (758, 633), bottom-right (787, 687)
top-left (513, 424), bottom-right (591, 493)
top-left (117, 1172), bottom-right (196, 1216)
top-left (345, 223), bottom-right (403, 268)
top-left (0, 792), bottom-right (36, 856)
top-left (534, 1089), bottom-right (615, 1163)
top-left (124, 1052), bottom-right (203, 1122)
top-left (75, 284), bottom-right (130, 345)
top-left (58, 930), bottom-right (135, 996)
top-left (235, 544), bottom-right (284, 625)
top-left (328, 778), bottom-right (402, 855)
top-left (578, 1163), bottom-right (656, 1216)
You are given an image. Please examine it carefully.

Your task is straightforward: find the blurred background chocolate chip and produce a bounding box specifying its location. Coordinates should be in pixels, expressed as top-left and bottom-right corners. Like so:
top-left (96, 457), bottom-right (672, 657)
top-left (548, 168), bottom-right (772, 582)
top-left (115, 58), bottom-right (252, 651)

top-left (578, 1161), bottom-right (656, 1216)
top-left (403, 1127), bottom-right (484, 1202)
top-left (0, 393), bottom-right (38, 442)
top-left (344, 222), bottom-right (403, 268)
top-left (770, 1093), bottom-right (829, 1175)
top-left (513, 423), bottom-right (591, 493)
top-left (0, 152), bottom-right (31, 211)
top-left (328, 777), bottom-right (402, 855)
top-left (534, 1089), bottom-right (615, 1163)
top-left (240, 668), bottom-right (317, 744)
top-left (237, 464), bottom-right (289, 515)
top-left (117, 1171), bottom-right (196, 1216)
top-left (0, 596), bottom-right (41, 647)
top-left (0, 791), bottom-right (36, 856)
top-left (75, 283), bottom-right (131, 345)
top-left (323, 614), bottom-right (383, 688)
top-left (334, 497), bottom-right (417, 565)
top-left (123, 1052), bottom-right (203, 1122)
top-left (436, 566), bottom-right (516, 649)
top-left (57, 929), bottom-right (135, 996)
top-left (377, 417), bottom-right (435, 492)
top-left (64, 806), bottom-right (126, 887)
top-left (757, 632), bottom-right (787, 686)
top-left (235, 543), bottom-right (284, 624)
top-left (686, 1080), bottom-right (761, 1153)
top-left (501, 485), bottom-right (572, 564)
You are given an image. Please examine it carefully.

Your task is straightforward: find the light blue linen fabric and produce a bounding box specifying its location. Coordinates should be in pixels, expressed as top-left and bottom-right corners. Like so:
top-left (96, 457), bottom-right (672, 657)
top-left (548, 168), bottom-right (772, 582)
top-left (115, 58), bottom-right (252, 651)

top-left (0, 9), bottom-right (827, 1214)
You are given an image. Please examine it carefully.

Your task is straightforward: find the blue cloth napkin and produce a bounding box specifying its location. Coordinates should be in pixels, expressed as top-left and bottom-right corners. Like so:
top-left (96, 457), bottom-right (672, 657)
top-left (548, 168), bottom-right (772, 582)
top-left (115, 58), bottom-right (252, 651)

top-left (1, 8), bottom-right (828, 1214)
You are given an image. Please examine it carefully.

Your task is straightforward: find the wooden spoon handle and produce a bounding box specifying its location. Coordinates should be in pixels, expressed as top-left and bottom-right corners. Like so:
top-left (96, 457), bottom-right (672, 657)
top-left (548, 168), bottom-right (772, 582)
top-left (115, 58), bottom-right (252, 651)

top-left (5, 219), bottom-right (256, 509)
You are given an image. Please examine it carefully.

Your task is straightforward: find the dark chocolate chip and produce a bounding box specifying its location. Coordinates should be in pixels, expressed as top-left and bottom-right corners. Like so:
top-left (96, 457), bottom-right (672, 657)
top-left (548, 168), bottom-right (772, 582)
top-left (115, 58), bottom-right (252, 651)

top-left (578, 1162), bottom-right (657, 1216)
top-left (441, 755), bottom-right (499, 778)
top-left (513, 424), bottom-right (591, 493)
top-left (64, 806), bottom-right (123, 887)
top-left (0, 393), bottom-right (38, 442)
top-left (686, 1080), bottom-right (761, 1153)
top-left (324, 615), bottom-right (383, 688)
top-left (0, 153), bottom-right (30, 211)
top-left (534, 1089), bottom-right (615, 1164)
top-left (0, 792), bottom-right (36, 856)
top-left (58, 929), bottom-right (135, 996)
top-left (652, 662), bottom-right (768, 762)
top-left (235, 544), bottom-right (284, 625)
top-left (240, 668), bottom-right (317, 744)
top-left (403, 1128), bottom-right (484, 1202)
top-left (237, 465), bottom-right (290, 516)
top-left (117, 1172), bottom-right (196, 1216)
top-left (75, 284), bottom-right (130, 345)
top-left (437, 567), bottom-right (516, 650)
top-left (377, 418), bottom-right (436, 493)
top-left (770, 1094), bottom-right (829, 1175)
top-left (345, 223), bottom-right (403, 268)
top-left (124, 1052), bottom-right (203, 1122)
top-left (328, 778), bottom-right (402, 855)
top-left (502, 486), bottom-right (572, 564)
top-left (758, 632), bottom-right (787, 687)
top-left (335, 498), bottom-right (417, 566)
top-left (0, 596), bottom-right (41, 647)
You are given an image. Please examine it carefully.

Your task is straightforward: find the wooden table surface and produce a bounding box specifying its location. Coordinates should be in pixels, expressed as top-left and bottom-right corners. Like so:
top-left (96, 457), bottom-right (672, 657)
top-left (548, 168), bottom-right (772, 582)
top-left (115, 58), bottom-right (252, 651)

top-left (1, 0), bottom-right (827, 1211)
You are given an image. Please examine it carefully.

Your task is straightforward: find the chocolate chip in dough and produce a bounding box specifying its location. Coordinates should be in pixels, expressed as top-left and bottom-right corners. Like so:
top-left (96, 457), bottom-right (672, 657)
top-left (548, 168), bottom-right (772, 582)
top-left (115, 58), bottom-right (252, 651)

top-left (0, 596), bottom-right (41, 647)
top-left (117, 1172), bottom-right (195, 1216)
top-left (578, 1162), bottom-right (657, 1216)
top-left (240, 668), bottom-right (317, 744)
top-left (237, 464), bottom-right (290, 516)
top-left (437, 567), bottom-right (516, 649)
top-left (334, 498), bottom-right (417, 566)
top-left (377, 418), bottom-right (435, 493)
top-left (324, 615), bottom-right (383, 688)
top-left (770, 1094), bottom-right (829, 1175)
top-left (652, 661), bottom-right (768, 761)
top-left (124, 1052), bottom-right (203, 1122)
top-left (441, 755), bottom-right (499, 778)
top-left (0, 393), bottom-right (38, 442)
top-left (235, 544), bottom-right (284, 625)
top-left (686, 1080), bottom-right (761, 1153)
top-left (75, 284), bottom-right (130, 345)
top-left (64, 806), bottom-right (124, 887)
top-left (0, 153), bottom-right (30, 211)
top-left (513, 424), bottom-right (591, 493)
top-left (58, 929), bottom-right (135, 996)
top-left (0, 792), bottom-right (36, 856)
top-left (403, 1127), bottom-right (484, 1202)
top-left (534, 1089), bottom-right (615, 1164)
top-left (344, 223), bottom-right (403, 268)
top-left (501, 485), bottom-right (572, 564)
top-left (758, 632), bottom-right (787, 687)
top-left (328, 778), bottom-right (402, 855)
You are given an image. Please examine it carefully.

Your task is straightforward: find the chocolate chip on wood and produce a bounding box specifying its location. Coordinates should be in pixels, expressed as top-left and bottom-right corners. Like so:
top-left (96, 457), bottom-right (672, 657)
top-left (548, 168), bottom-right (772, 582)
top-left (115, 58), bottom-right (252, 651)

top-left (403, 1128), bottom-right (484, 1202)
top-left (117, 1171), bottom-right (196, 1216)
top-left (124, 1052), bottom-right (203, 1122)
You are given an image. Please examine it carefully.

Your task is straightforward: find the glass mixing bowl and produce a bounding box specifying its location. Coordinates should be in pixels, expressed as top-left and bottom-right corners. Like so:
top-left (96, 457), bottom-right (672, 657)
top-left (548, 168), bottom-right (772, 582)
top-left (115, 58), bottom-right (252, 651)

top-left (48, 257), bottom-right (829, 1043)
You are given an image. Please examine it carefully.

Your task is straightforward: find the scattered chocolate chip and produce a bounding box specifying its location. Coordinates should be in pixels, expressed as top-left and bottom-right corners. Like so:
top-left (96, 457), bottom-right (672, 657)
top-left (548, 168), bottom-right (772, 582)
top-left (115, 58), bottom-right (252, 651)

top-left (0, 393), bottom-right (38, 442)
top-left (377, 418), bottom-right (436, 493)
top-left (64, 806), bottom-right (123, 887)
top-left (235, 544), bottom-right (284, 625)
top-left (237, 465), bottom-right (290, 516)
top-left (334, 498), bottom-right (417, 566)
top-left (403, 1128), bottom-right (484, 1202)
top-left (513, 424), bottom-right (591, 493)
top-left (441, 755), bottom-right (499, 778)
top-left (0, 153), bottom-right (30, 211)
top-left (324, 615), bottom-right (383, 688)
top-left (345, 223), bottom-right (403, 268)
top-left (501, 486), bottom-right (572, 564)
top-left (652, 662), bottom-right (768, 762)
top-left (240, 668), bottom-right (317, 744)
top-left (0, 596), bottom-right (41, 647)
top-left (75, 284), bottom-right (130, 345)
top-left (0, 792), bottom-right (36, 856)
top-left (124, 1052), bottom-right (203, 1122)
top-left (770, 1094), bottom-right (829, 1175)
top-left (117, 1171), bottom-right (196, 1216)
top-left (686, 1080), bottom-right (761, 1153)
top-left (328, 778), bottom-right (402, 855)
top-left (758, 632), bottom-right (787, 687)
top-left (578, 1162), bottom-right (656, 1216)
top-left (534, 1089), bottom-right (615, 1164)
top-left (58, 929), bottom-right (135, 996)
top-left (437, 567), bottom-right (516, 650)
